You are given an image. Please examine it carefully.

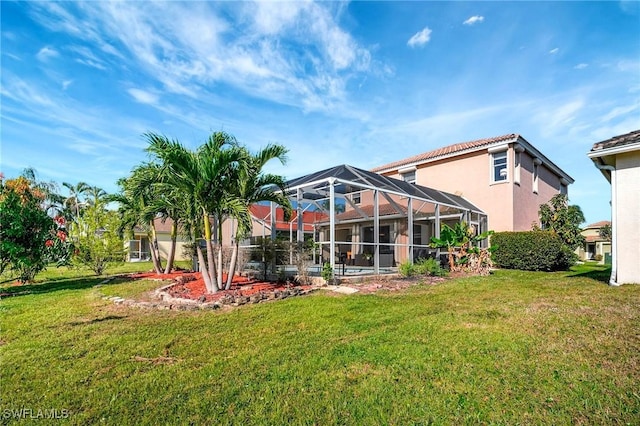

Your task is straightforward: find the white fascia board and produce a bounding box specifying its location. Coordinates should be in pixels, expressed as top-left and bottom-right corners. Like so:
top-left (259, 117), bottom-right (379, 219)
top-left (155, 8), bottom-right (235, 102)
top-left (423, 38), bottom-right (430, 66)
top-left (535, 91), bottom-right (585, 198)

top-left (588, 142), bottom-right (640, 159)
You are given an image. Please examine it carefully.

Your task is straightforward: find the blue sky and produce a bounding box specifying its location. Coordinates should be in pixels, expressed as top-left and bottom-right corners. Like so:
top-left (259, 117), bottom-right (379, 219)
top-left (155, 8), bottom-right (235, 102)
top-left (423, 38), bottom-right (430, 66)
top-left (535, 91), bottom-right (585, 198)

top-left (1, 1), bottom-right (639, 225)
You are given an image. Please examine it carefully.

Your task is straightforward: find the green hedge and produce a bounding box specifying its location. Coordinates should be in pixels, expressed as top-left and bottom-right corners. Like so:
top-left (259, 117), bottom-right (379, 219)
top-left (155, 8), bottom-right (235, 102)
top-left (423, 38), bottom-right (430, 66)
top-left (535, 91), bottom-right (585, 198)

top-left (492, 231), bottom-right (574, 271)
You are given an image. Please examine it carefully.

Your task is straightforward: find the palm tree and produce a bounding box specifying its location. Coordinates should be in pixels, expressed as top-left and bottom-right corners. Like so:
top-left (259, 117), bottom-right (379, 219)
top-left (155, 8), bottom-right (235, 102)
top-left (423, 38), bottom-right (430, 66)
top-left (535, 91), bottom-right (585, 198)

top-left (224, 144), bottom-right (292, 289)
top-left (145, 131), bottom-right (245, 293)
top-left (62, 181), bottom-right (91, 219)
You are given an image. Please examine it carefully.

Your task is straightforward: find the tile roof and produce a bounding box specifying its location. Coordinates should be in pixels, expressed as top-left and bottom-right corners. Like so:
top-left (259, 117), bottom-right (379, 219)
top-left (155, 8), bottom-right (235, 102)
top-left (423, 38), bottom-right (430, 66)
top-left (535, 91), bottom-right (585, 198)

top-left (584, 220), bottom-right (611, 229)
top-left (585, 235), bottom-right (610, 243)
top-left (371, 133), bottom-right (519, 172)
top-left (590, 129), bottom-right (640, 152)
top-left (249, 204), bottom-right (328, 232)
top-left (333, 204), bottom-right (409, 222)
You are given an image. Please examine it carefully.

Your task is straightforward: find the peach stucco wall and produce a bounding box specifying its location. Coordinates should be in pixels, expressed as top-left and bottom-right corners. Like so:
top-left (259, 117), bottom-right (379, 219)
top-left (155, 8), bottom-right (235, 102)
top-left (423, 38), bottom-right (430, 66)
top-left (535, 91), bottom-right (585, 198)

top-left (379, 145), bottom-right (567, 232)
top-left (383, 150), bottom-right (514, 232)
top-left (615, 150), bottom-right (640, 284)
top-left (513, 151), bottom-right (565, 231)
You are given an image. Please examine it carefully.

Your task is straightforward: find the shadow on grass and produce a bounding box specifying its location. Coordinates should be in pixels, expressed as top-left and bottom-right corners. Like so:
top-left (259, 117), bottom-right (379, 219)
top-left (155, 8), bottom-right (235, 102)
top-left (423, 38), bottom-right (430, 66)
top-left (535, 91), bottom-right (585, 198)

top-left (566, 263), bottom-right (612, 284)
top-left (68, 315), bottom-right (128, 326)
top-left (0, 276), bottom-right (131, 298)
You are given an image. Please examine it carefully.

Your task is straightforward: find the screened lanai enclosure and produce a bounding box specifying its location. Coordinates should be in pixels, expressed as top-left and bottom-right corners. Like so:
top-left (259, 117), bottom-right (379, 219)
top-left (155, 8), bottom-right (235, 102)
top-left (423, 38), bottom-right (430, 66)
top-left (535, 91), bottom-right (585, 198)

top-left (262, 164), bottom-right (487, 278)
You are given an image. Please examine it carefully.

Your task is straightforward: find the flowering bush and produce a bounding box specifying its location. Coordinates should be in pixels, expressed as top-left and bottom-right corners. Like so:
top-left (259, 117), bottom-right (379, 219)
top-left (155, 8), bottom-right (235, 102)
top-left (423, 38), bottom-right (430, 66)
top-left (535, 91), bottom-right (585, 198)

top-left (45, 215), bottom-right (74, 267)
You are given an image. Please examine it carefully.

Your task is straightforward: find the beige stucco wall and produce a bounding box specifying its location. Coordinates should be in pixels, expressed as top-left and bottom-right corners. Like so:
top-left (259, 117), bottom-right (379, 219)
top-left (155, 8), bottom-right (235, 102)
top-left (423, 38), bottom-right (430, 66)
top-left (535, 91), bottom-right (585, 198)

top-left (155, 233), bottom-right (191, 261)
top-left (615, 151), bottom-right (640, 284)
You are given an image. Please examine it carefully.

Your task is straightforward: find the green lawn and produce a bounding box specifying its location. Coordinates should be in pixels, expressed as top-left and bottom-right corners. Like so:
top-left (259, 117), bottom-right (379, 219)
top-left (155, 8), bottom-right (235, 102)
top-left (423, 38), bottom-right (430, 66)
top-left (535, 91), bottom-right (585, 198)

top-left (1, 263), bottom-right (638, 425)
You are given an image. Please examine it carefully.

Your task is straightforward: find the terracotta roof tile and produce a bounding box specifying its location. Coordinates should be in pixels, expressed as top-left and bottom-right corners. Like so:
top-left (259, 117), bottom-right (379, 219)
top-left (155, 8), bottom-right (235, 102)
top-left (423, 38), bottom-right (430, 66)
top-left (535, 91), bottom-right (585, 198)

top-left (584, 220), bottom-right (611, 229)
top-left (590, 129), bottom-right (640, 152)
top-left (371, 133), bottom-right (519, 172)
top-left (332, 204), bottom-right (409, 222)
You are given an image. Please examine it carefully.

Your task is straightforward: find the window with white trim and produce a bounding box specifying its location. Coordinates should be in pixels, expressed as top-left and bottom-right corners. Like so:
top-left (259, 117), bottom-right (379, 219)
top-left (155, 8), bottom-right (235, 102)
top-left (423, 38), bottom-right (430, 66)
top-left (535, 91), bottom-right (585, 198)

top-left (491, 151), bottom-right (508, 183)
top-left (351, 192), bottom-right (361, 204)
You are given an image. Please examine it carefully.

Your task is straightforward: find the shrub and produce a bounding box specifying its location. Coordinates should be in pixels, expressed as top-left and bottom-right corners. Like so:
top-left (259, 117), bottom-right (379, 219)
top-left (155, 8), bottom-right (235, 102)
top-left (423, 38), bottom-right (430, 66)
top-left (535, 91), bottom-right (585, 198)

top-left (415, 257), bottom-right (446, 276)
top-left (398, 261), bottom-right (416, 277)
top-left (593, 254), bottom-right (603, 262)
top-left (321, 262), bottom-right (333, 283)
top-left (398, 258), bottom-right (446, 278)
top-left (492, 231), bottom-right (574, 271)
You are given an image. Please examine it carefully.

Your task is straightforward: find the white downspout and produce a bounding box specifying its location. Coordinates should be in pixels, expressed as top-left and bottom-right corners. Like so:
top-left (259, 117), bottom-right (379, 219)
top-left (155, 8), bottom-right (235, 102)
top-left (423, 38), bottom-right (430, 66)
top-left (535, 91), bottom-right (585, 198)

top-left (595, 163), bottom-right (618, 286)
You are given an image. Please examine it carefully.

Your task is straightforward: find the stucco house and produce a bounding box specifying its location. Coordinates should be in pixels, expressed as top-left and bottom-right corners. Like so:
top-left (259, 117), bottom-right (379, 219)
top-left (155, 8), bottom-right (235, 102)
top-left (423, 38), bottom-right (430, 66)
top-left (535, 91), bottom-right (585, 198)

top-left (588, 129), bottom-right (640, 285)
top-left (576, 221), bottom-right (611, 263)
top-left (371, 134), bottom-right (574, 232)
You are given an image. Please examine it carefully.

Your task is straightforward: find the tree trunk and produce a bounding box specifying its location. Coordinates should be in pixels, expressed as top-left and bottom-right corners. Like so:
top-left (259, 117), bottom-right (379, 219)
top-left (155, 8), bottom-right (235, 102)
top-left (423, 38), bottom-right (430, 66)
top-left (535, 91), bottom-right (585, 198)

top-left (203, 212), bottom-right (219, 291)
top-left (225, 240), bottom-right (239, 290)
top-left (150, 222), bottom-right (163, 274)
top-left (216, 219), bottom-right (224, 288)
top-left (164, 221), bottom-right (177, 274)
top-left (196, 244), bottom-right (214, 293)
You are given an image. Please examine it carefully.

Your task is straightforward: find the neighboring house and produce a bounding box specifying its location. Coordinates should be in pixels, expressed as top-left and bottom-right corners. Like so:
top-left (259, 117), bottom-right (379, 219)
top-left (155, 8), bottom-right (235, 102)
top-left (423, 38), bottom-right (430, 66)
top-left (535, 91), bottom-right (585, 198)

top-left (588, 129), bottom-right (640, 285)
top-left (371, 134), bottom-right (574, 232)
top-left (576, 221), bottom-right (611, 263)
top-left (127, 206), bottom-right (326, 262)
top-left (220, 204), bottom-right (327, 245)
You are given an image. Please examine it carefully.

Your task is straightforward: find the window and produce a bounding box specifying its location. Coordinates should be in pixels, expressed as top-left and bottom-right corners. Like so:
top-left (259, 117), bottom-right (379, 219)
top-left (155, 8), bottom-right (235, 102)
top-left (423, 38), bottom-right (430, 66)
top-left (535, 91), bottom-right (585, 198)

top-left (401, 170), bottom-right (416, 184)
top-left (351, 192), bottom-right (361, 204)
top-left (514, 151), bottom-right (521, 184)
top-left (492, 151), bottom-right (508, 183)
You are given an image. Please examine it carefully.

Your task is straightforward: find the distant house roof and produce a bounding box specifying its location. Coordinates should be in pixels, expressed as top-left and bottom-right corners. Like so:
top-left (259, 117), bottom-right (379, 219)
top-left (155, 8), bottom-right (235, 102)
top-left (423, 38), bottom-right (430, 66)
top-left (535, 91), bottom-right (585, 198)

top-left (584, 220), bottom-right (611, 230)
top-left (588, 129), bottom-right (640, 181)
top-left (249, 204), bottom-right (327, 232)
top-left (134, 206), bottom-right (327, 235)
top-left (371, 133), bottom-right (574, 183)
top-left (589, 129), bottom-right (640, 153)
top-left (585, 235), bottom-right (610, 243)
top-left (371, 133), bottom-right (519, 173)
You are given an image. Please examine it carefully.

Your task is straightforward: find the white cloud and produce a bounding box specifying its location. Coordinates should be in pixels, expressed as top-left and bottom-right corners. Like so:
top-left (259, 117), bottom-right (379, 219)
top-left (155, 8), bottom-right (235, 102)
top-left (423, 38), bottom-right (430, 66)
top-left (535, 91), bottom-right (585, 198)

top-left (549, 48), bottom-right (559, 54)
top-left (600, 104), bottom-right (639, 122)
top-left (62, 80), bottom-right (73, 90)
top-left (574, 63), bottom-right (588, 69)
top-left (463, 16), bottom-right (484, 26)
top-left (127, 88), bottom-right (159, 105)
top-left (36, 46), bottom-right (59, 61)
top-left (407, 27), bottom-right (432, 48)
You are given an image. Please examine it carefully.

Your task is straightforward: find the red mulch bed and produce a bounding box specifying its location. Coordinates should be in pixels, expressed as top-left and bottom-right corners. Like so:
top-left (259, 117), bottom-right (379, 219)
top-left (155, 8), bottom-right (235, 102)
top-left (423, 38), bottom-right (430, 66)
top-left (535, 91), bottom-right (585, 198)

top-left (131, 271), bottom-right (312, 303)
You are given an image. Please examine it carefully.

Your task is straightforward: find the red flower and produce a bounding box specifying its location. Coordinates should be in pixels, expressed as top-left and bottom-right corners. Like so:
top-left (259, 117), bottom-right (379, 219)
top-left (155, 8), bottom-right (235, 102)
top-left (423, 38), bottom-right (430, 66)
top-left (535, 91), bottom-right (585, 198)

top-left (45, 240), bottom-right (54, 247)
top-left (54, 216), bottom-right (66, 226)
top-left (57, 230), bottom-right (67, 242)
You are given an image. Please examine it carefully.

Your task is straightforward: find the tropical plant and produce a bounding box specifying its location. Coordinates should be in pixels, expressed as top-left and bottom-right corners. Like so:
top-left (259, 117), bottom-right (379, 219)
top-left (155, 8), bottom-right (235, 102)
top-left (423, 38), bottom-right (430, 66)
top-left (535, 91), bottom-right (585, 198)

top-left (70, 198), bottom-right (125, 275)
top-left (537, 194), bottom-right (585, 250)
top-left (224, 143), bottom-right (292, 289)
top-left (598, 223), bottom-right (612, 241)
top-left (145, 131), bottom-right (246, 293)
top-left (0, 172), bottom-right (57, 282)
top-left (430, 222), bottom-right (494, 275)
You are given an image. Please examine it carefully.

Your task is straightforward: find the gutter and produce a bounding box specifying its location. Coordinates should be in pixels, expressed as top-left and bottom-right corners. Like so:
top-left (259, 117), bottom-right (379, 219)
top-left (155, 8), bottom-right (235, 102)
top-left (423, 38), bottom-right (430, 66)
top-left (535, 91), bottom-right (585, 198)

top-left (593, 162), bottom-right (618, 286)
